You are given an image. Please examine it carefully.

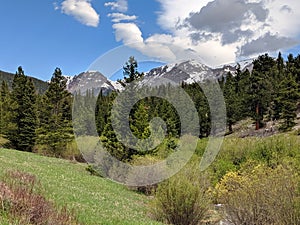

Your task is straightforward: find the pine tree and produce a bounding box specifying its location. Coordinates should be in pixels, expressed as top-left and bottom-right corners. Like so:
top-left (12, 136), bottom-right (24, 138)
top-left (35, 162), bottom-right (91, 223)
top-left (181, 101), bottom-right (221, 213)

top-left (249, 54), bottom-right (275, 130)
top-left (238, 69), bottom-right (252, 118)
top-left (277, 73), bottom-right (299, 130)
top-left (130, 100), bottom-right (150, 139)
top-left (123, 56), bottom-right (143, 83)
top-left (8, 67), bottom-right (37, 151)
top-left (271, 52), bottom-right (286, 121)
top-left (95, 90), bottom-right (113, 136)
top-left (223, 72), bottom-right (240, 133)
top-left (36, 68), bottom-right (73, 156)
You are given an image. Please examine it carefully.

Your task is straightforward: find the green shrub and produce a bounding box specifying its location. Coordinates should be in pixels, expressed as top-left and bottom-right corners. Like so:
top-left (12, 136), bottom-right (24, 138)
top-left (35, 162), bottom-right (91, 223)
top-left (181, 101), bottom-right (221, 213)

top-left (209, 159), bottom-right (236, 185)
top-left (216, 164), bottom-right (300, 225)
top-left (150, 162), bottom-right (212, 225)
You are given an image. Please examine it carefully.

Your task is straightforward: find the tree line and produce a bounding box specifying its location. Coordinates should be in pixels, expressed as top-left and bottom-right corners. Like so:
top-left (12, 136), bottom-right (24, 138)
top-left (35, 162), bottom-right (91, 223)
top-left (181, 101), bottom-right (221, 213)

top-left (0, 53), bottom-right (299, 159)
top-left (0, 67), bottom-right (73, 155)
top-left (90, 53), bottom-right (300, 163)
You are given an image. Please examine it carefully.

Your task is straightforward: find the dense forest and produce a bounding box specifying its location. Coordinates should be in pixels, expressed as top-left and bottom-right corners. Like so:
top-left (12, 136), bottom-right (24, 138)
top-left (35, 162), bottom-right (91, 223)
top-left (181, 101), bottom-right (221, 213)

top-left (0, 52), bottom-right (299, 159)
top-left (73, 53), bottom-right (300, 165)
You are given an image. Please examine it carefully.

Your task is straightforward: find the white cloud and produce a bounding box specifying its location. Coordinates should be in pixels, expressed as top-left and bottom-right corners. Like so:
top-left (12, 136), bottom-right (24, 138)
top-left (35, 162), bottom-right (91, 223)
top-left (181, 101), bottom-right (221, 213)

top-left (112, 22), bottom-right (235, 65)
top-left (111, 1), bottom-right (300, 66)
top-left (108, 13), bottom-right (137, 23)
top-left (61, 0), bottom-right (100, 27)
top-left (265, 0), bottom-right (300, 37)
top-left (113, 23), bottom-right (143, 44)
top-left (156, 0), bottom-right (212, 32)
top-left (104, 0), bottom-right (128, 13)
top-left (110, 0), bottom-right (239, 66)
top-left (112, 23), bottom-right (176, 61)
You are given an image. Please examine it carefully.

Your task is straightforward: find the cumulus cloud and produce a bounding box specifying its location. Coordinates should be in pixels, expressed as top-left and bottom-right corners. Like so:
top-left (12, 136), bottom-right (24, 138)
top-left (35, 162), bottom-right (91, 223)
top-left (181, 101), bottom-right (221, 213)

top-left (185, 0), bottom-right (269, 45)
top-left (167, 0), bottom-right (299, 59)
top-left (112, 23), bottom-right (176, 61)
top-left (108, 13), bottom-right (137, 23)
top-left (104, 0), bottom-right (128, 13)
top-left (111, 0), bottom-right (300, 66)
top-left (113, 23), bottom-right (143, 44)
top-left (241, 33), bottom-right (298, 56)
top-left (156, 0), bottom-right (211, 32)
top-left (61, 0), bottom-right (100, 27)
top-left (112, 22), bottom-right (236, 65)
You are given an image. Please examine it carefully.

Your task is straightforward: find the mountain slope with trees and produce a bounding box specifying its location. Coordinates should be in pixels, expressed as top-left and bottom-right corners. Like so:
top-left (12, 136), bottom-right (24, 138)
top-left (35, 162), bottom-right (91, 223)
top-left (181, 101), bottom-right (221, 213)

top-left (0, 70), bottom-right (48, 93)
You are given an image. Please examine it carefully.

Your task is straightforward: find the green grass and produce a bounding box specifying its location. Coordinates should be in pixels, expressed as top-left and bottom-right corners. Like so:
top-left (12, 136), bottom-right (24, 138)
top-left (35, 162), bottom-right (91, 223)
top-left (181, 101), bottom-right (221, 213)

top-left (0, 148), bottom-right (162, 225)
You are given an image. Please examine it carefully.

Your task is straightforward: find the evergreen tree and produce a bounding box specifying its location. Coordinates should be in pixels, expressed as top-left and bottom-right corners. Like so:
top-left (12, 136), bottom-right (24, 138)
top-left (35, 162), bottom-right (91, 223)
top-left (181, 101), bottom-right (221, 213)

top-left (276, 72), bottom-right (299, 130)
top-left (123, 56), bottom-right (143, 83)
top-left (130, 100), bottom-right (150, 139)
top-left (95, 90), bottom-right (113, 136)
top-left (223, 72), bottom-right (241, 133)
top-left (249, 54), bottom-right (275, 130)
top-left (238, 69), bottom-right (252, 119)
top-left (100, 99), bottom-right (135, 161)
top-left (8, 67), bottom-right (37, 151)
top-left (271, 52), bottom-right (286, 120)
top-left (36, 68), bottom-right (73, 156)
top-left (73, 89), bottom-right (98, 136)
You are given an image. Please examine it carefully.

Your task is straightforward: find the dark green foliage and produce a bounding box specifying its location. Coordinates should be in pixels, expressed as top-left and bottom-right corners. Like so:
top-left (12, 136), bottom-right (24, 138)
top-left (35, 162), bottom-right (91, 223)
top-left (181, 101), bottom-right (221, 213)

top-left (36, 68), bottom-right (73, 156)
top-left (0, 70), bottom-right (48, 94)
top-left (1, 51), bottom-right (298, 162)
top-left (276, 72), bottom-right (299, 130)
top-left (123, 56), bottom-right (144, 83)
top-left (98, 86), bottom-right (183, 161)
top-left (7, 67), bottom-right (37, 151)
top-left (249, 54), bottom-right (275, 129)
top-left (223, 72), bottom-right (241, 133)
top-left (73, 89), bottom-right (98, 136)
top-left (150, 162), bottom-right (211, 225)
top-left (95, 52), bottom-right (300, 162)
top-left (183, 83), bottom-right (210, 137)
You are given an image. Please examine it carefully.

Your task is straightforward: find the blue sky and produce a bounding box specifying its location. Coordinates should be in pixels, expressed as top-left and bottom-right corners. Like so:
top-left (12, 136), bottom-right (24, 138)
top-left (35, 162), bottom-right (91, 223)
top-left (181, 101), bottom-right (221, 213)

top-left (1, 0), bottom-right (300, 81)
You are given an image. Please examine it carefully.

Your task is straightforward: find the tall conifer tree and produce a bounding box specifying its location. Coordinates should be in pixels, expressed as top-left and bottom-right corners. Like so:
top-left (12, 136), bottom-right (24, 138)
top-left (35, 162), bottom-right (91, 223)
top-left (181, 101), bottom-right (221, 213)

top-left (36, 68), bottom-right (73, 155)
top-left (8, 67), bottom-right (37, 151)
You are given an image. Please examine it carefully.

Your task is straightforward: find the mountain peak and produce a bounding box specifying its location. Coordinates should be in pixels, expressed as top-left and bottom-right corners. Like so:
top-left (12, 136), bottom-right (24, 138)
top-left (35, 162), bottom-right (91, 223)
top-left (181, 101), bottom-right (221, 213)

top-left (66, 59), bottom-right (254, 94)
top-left (66, 71), bottom-right (117, 95)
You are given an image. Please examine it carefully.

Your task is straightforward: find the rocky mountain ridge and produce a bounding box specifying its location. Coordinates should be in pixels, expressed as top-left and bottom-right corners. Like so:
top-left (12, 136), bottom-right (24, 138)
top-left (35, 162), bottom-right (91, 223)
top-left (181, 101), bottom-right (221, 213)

top-left (64, 59), bottom-right (254, 94)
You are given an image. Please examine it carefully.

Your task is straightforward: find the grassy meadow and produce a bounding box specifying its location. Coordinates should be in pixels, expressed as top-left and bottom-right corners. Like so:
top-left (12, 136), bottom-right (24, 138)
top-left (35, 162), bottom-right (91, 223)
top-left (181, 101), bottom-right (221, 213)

top-left (0, 148), bottom-right (162, 225)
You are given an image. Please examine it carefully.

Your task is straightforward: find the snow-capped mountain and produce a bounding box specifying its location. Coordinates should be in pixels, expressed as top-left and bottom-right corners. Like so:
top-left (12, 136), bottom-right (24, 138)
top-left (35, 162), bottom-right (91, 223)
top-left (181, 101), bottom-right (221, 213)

top-left (65, 71), bottom-right (121, 95)
top-left (145, 60), bottom-right (215, 84)
top-left (144, 59), bottom-right (254, 85)
top-left (66, 59), bottom-right (254, 94)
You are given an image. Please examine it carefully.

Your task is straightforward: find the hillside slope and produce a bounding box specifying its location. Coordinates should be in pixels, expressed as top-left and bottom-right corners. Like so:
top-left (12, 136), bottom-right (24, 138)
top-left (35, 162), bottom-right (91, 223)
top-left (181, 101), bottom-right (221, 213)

top-left (0, 70), bottom-right (48, 93)
top-left (0, 148), bottom-right (161, 225)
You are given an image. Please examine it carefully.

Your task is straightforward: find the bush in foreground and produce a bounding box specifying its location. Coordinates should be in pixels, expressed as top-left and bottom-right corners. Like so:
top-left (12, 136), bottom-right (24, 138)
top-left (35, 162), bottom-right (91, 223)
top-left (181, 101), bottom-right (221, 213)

top-left (150, 162), bottom-right (212, 225)
top-left (216, 164), bottom-right (300, 225)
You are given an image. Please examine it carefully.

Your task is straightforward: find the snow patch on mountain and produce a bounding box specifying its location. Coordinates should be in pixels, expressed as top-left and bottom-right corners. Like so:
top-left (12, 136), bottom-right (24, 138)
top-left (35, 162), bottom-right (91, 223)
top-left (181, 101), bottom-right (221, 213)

top-left (65, 59), bottom-right (254, 95)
